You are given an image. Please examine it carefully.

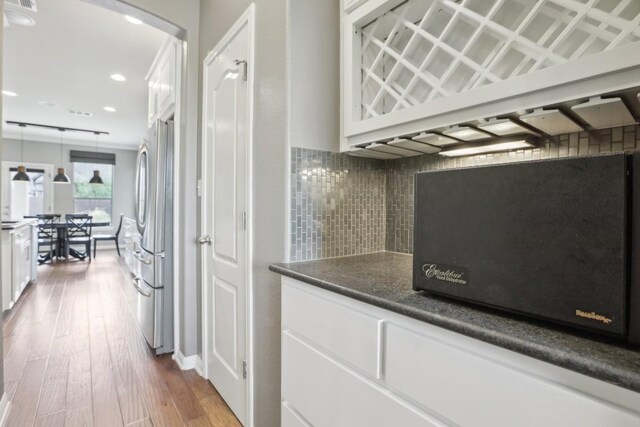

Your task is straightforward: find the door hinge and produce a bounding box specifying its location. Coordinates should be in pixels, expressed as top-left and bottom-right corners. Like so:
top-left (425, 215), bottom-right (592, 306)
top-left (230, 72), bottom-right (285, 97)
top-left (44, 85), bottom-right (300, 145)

top-left (241, 211), bottom-right (247, 231)
top-left (234, 59), bottom-right (248, 82)
top-left (242, 360), bottom-right (247, 379)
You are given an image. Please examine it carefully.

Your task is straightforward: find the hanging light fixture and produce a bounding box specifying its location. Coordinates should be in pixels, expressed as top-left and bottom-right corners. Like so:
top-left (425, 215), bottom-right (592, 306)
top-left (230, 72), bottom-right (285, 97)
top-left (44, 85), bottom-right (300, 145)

top-left (89, 131), bottom-right (104, 184)
top-left (5, 121), bottom-right (109, 184)
top-left (13, 124), bottom-right (30, 181)
top-left (53, 129), bottom-right (71, 184)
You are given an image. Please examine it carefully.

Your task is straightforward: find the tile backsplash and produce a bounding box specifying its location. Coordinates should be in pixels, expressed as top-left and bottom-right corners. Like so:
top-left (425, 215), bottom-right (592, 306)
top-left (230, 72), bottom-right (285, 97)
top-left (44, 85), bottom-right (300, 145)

top-left (290, 148), bottom-right (386, 261)
top-left (290, 125), bottom-right (640, 261)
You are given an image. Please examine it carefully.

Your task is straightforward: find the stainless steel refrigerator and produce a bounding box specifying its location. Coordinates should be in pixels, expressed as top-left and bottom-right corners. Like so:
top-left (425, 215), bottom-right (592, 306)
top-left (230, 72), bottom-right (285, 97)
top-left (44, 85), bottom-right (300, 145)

top-left (133, 119), bottom-right (174, 355)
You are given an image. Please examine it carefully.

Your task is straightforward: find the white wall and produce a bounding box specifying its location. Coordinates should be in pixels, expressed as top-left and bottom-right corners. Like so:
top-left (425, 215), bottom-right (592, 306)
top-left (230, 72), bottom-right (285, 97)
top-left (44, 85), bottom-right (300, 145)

top-left (197, 1), bottom-right (341, 425)
top-left (0, 0), bottom-right (201, 408)
top-left (2, 138), bottom-right (137, 231)
top-left (288, 0), bottom-right (340, 153)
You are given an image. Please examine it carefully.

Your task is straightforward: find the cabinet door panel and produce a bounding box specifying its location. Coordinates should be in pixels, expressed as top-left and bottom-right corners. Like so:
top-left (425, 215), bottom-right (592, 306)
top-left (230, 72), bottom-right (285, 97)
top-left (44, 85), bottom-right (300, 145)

top-left (342, 0), bottom-right (640, 148)
top-left (283, 279), bottom-right (382, 378)
top-left (282, 331), bottom-right (442, 427)
top-left (148, 76), bottom-right (158, 126)
top-left (157, 43), bottom-right (176, 118)
top-left (384, 323), bottom-right (640, 427)
top-left (1, 232), bottom-right (12, 311)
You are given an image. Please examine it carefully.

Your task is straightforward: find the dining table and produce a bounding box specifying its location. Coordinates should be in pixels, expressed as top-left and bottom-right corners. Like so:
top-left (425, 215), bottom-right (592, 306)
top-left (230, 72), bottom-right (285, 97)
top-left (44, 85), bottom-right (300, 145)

top-left (37, 220), bottom-right (110, 262)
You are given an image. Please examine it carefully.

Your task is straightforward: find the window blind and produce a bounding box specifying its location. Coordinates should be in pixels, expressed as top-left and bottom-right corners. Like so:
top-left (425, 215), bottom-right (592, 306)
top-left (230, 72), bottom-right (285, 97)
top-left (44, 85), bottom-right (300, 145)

top-left (69, 150), bottom-right (116, 165)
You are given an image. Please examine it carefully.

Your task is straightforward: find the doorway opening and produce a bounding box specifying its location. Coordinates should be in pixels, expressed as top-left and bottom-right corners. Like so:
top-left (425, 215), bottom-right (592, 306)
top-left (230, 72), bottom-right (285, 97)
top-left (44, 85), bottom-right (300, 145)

top-left (0, 0), bottom-right (209, 425)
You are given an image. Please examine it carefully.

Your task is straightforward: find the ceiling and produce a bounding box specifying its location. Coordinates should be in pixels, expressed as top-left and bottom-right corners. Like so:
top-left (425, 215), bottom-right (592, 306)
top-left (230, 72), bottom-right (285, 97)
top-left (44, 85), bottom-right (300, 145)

top-left (2, 0), bottom-right (167, 149)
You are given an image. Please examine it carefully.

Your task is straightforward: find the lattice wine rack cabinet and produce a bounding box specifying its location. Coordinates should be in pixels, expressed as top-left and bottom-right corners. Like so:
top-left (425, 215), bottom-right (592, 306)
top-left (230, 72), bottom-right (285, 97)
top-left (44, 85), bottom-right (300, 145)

top-left (341, 0), bottom-right (640, 148)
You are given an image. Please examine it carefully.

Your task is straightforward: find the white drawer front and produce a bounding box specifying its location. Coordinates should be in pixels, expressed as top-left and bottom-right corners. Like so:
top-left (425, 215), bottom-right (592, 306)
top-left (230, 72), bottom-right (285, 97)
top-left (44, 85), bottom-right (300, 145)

top-left (282, 278), bottom-right (382, 378)
top-left (384, 323), bottom-right (640, 427)
top-left (282, 331), bottom-right (441, 427)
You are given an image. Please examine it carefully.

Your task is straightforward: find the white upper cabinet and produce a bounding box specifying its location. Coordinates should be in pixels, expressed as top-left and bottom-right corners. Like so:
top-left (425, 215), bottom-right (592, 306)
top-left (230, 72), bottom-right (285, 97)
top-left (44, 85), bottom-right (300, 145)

top-left (147, 37), bottom-right (179, 126)
top-left (341, 0), bottom-right (640, 149)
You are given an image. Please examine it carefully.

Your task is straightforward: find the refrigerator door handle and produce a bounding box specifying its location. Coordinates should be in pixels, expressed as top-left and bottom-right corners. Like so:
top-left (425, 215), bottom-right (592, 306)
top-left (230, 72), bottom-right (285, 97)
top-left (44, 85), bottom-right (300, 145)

top-left (135, 143), bottom-right (150, 237)
top-left (134, 251), bottom-right (153, 265)
top-left (132, 277), bottom-right (152, 298)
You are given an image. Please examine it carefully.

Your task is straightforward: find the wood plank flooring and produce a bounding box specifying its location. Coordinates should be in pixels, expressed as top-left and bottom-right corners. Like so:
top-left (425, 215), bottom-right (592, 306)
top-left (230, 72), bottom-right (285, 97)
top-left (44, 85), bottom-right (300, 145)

top-left (3, 250), bottom-right (242, 427)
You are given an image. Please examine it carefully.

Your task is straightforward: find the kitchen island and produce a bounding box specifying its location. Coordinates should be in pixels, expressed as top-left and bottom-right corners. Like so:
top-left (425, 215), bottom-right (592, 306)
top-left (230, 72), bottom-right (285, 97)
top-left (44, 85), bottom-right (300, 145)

top-left (271, 252), bottom-right (640, 427)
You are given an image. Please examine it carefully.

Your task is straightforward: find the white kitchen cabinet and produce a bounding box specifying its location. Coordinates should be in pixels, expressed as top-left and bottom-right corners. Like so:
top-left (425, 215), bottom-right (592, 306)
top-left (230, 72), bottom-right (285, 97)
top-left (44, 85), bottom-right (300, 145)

top-left (147, 37), bottom-right (179, 125)
top-left (283, 282), bottom-right (382, 378)
top-left (122, 216), bottom-right (140, 275)
top-left (2, 221), bottom-right (37, 311)
top-left (147, 73), bottom-right (159, 126)
top-left (341, 0), bottom-right (640, 148)
top-left (281, 277), bottom-right (640, 427)
top-left (282, 330), bottom-right (440, 427)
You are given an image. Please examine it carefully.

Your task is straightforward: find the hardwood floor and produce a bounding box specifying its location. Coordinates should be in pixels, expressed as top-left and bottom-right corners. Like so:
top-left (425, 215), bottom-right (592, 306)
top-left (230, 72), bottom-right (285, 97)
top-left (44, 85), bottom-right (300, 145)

top-left (3, 250), bottom-right (242, 427)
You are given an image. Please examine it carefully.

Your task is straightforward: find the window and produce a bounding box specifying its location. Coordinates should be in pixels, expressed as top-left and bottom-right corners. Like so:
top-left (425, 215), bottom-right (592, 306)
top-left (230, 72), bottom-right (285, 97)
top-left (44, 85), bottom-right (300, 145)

top-left (73, 162), bottom-right (113, 224)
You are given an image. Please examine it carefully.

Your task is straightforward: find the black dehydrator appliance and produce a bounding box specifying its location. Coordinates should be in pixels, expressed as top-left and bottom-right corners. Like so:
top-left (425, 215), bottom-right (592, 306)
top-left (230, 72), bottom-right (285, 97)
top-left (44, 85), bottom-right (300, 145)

top-left (413, 152), bottom-right (640, 343)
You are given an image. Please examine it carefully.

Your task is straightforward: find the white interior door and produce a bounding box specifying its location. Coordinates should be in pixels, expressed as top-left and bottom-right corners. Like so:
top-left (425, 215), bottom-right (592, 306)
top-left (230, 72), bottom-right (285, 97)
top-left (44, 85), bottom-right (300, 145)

top-left (201, 11), bottom-right (252, 426)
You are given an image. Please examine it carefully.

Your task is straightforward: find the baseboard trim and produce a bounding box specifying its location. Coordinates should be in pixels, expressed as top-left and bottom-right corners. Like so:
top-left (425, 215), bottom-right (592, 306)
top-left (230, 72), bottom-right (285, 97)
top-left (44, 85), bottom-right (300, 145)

top-left (173, 349), bottom-right (198, 371)
top-left (0, 392), bottom-right (12, 427)
top-left (195, 355), bottom-right (205, 377)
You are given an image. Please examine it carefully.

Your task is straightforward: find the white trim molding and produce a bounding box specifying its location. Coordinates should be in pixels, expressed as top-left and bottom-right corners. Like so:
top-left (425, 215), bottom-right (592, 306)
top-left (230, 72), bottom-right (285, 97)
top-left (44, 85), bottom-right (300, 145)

top-left (0, 393), bottom-right (12, 427)
top-left (195, 355), bottom-right (205, 377)
top-left (173, 349), bottom-right (200, 371)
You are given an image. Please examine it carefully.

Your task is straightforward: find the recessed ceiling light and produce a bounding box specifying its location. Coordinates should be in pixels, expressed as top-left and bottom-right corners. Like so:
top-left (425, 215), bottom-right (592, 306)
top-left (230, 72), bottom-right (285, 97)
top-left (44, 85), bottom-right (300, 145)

top-left (103, 106), bottom-right (117, 113)
top-left (2, 90), bottom-right (18, 97)
top-left (110, 73), bottom-right (126, 82)
top-left (443, 126), bottom-right (492, 141)
top-left (124, 15), bottom-right (143, 25)
top-left (440, 138), bottom-right (537, 157)
top-left (477, 118), bottom-right (538, 136)
top-left (38, 101), bottom-right (57, 107)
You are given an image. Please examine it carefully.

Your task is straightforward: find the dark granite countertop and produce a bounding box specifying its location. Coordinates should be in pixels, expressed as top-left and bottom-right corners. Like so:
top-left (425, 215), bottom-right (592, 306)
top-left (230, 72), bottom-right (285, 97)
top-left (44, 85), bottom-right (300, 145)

top-left (2, 219), bottom-right (36, 230)
top-left (270, 252), bottom-right (640, 394)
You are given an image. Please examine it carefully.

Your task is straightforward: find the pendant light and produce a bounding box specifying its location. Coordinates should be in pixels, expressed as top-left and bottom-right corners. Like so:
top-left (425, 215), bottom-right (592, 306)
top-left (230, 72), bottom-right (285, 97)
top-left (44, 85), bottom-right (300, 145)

top-left (12, 124), bottom-right (30, 181)
top-left (53, 129), bottom-right (71, 184)
top-left (89, 132), bottom-right (104, 184)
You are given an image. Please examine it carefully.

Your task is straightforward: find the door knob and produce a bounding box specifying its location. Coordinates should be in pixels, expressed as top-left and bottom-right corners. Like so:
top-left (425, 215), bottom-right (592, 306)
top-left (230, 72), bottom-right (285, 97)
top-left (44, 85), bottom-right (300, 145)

top-left (198, 234), bottom-right (212, 245)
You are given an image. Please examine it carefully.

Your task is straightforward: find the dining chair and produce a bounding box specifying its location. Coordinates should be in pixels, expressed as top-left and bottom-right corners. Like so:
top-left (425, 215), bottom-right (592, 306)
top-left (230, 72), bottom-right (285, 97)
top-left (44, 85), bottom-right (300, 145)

top-left (33, 214), bottom-right (58, 264)
top-left (65, 214), bottom-right (93, 261)
top-left (92, 213), bottom-right (123, 258)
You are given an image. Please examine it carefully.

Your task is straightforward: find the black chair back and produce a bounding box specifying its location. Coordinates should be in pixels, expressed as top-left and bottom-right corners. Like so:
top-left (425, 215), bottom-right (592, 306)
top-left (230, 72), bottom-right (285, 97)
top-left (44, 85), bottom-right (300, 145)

top-left (114, 213), bottom-right (124, 237)
top-left (66, 214), bottom-right (93, 239)
top-left (35, 214), bottom-right (58, 240)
